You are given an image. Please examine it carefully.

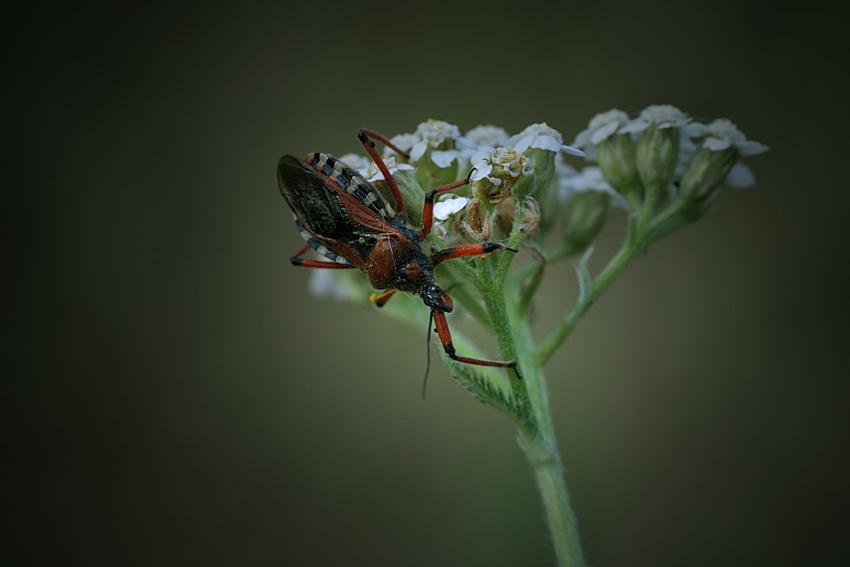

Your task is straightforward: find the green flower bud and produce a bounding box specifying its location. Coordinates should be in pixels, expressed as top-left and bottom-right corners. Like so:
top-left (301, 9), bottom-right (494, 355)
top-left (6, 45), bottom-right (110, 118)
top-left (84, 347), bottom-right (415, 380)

top-left (596, 133), bottom-right (641, 201)
top-left (507, 123), bottom-right (566, 199)
top-left (512, 148), bottom-right (556, 199)
top-left (562, 190), bottom-right (610, 251)
top-left (678, 145), bottom-right (739, 204)
top-left (636, 126), bottom-right (680, 192)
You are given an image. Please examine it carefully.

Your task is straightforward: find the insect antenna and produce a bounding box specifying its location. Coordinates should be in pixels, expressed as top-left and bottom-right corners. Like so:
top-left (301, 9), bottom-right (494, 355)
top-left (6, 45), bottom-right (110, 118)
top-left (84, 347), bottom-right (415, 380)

top-left (422, 308), bottom-right (435, 400)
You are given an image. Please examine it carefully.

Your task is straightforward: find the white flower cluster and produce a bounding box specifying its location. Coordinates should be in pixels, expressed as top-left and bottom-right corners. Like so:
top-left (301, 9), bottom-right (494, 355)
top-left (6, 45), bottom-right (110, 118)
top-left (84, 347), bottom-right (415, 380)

top-left (470, 147), bottom-right (535, 186)
top-left (344, 120), bottom-right (585, 220)
top-left (572, 105), bottom-right (768, 188)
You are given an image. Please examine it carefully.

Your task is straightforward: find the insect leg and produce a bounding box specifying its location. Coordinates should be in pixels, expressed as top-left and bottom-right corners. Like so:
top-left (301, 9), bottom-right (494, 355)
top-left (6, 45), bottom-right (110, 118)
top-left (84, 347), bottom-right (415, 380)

top-left (432, 309), bottom-right (518, 370)
top-left (360, 130), bottom-right (410, 159)
top-left (430, 243), bottom-right (519, 266)
top-left (369, 288), bottom-right (397, 307)
top-left (357, 130), bottom-right (406, 215)
top-left (290, 244), bottom-right (358, 269)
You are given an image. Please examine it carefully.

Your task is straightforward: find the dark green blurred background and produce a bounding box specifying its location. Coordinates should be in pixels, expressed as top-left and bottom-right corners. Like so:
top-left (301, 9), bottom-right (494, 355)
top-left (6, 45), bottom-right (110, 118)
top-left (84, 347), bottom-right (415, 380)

top-left (9, 1), bottom-right (849, 565)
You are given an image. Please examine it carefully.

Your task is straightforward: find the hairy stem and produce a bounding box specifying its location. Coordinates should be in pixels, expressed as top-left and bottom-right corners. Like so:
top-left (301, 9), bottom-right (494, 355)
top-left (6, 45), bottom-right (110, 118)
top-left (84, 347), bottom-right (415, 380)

top-left (520, 427), bottom-right (585, 567)
top-left (509, 275), bottom-right (586, 565)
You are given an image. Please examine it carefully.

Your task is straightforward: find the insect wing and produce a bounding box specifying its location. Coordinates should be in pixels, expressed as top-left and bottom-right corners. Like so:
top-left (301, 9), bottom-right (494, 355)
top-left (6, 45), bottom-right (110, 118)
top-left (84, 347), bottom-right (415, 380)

top-left (278, 154), bottom-right (395, 268)
top-left (278, 155), bottom-right (354, 237)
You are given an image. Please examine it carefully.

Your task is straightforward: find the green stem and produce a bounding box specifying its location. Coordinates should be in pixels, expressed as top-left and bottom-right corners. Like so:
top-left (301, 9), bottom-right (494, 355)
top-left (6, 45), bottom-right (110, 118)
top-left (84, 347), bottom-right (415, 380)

top-left (538, 203), bottom-right (693, 365)
top-left (438, 266), bottom-right (491, 328)
top-left (520, 427), bottom-right (585, 567)
top-left (538, 235), bottom-right (640, 365)
top-left (510, 279), bottom-right (585, 566)
top-left (478, 260), bottom-right (526, 397)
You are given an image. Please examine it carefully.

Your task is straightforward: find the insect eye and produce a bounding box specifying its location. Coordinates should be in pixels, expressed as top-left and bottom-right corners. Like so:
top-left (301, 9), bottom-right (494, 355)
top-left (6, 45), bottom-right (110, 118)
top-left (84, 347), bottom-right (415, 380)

top-left (403, 261), bottom-right (421, 281)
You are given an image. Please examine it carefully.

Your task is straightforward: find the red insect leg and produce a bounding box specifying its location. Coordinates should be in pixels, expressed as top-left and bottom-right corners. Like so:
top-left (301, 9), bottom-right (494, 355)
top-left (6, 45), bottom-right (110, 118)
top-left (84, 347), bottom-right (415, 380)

top-left (290, 244), bottom-right (358, 269)
top-left (357, 130), bottom-right (406, 215)
top-left (430, 242), bottom-right (518, 265)
top-left (432, 309), bottom-right (517, 370)
top-left (360, 130), bottom-right (410, 159)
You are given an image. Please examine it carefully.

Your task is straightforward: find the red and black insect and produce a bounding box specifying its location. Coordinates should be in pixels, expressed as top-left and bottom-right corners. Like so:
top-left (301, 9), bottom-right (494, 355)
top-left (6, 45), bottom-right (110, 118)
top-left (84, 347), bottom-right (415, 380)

top-left (277, 129), bottom-right (519, 380)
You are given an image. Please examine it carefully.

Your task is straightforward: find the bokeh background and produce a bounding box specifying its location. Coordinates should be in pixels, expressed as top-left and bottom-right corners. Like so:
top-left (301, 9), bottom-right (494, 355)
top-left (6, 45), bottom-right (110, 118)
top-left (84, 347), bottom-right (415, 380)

top-left (10, 1), bottom-right (849, 565)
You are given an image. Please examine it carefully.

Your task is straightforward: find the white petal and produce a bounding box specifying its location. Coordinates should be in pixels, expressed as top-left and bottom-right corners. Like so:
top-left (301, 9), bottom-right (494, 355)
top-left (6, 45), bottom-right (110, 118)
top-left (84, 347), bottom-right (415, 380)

top-left (469, 152), bottom-right (492, 181)
top-left (737, 140), bottom-right (770, 156)
top-left (409, 140), bottom-right (428, 163)
top-left (590, 121), bottom-right (620, 145)
top-left (561, 144), bottom-right (585, 157)
top-left (533, 135), bottom-right (564, 152)
top-left (432, 196), bottom-right (469, 220)
top-left (470, 166), bottom-right (491, 181)
top-left (682, 122), bottom-right (706, 139)
top-left (464, 125), bottom-right (509, 148)
top-left (431, 149), bottom-right (460, 168)
top-left (572, 128), bottom-right (592, 149)
top-left (512, 136), bottom-right (532, 154)
top-left (703, 137), bottom-right (732, 151)
top-left (725, 163), bottom-right (756, 188)
top-left (619, 119), bottom-right (648, 134)
top-left (455, 136), bottom-right (477, 150)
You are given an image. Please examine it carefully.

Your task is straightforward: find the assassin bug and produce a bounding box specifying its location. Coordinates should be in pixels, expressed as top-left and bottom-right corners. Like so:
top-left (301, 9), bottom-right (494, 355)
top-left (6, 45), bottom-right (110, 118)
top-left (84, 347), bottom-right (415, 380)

top-left (277, 129), bottom-right (519, 380)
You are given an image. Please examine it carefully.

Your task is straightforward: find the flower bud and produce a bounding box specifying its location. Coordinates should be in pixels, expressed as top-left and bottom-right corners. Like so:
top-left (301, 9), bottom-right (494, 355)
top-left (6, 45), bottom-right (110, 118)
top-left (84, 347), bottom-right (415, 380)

top-left (596, 133), bottom-right (641, 200)
top-left (562, 190), bottom-right (610, 251)
top-left (678, 145), bottom-right (739, 203)
top-left (636, 126), bottom-right (680, 192)
top-left (507, 123), bottom-right (565, 199)
top-left (678, 117), bottom-right (768, 203)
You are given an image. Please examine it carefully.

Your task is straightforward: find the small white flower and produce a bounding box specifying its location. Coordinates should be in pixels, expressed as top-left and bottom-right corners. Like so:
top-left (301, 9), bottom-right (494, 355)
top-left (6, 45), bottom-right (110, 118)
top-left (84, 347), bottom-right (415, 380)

top-left (409, 119), bottom-right (461, 162)
top-left (464, 125), bottom-right (510, 149)
top-left (431, 149), bottom-right (461, 168)
top-left (469, 147), bottom-right (534, 184)
top-left (572, 109), bottom-right (631, 149)
top-left (469, 151), bottom-right (494, 181)
top-left (507, 122), bottom-right (565, 154)
top-left (691, 118), bottom-right (769, 156)
top-left (432, 196), bottom-right (469, 220)
top-left (364, 155), bottom-right (415, 182)
top-left (338, 153), bottom-right (372, 177)
top-left (621, 104), bottom-right (694, 134)
top-left (383, 133), bottom-right (419, 158)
